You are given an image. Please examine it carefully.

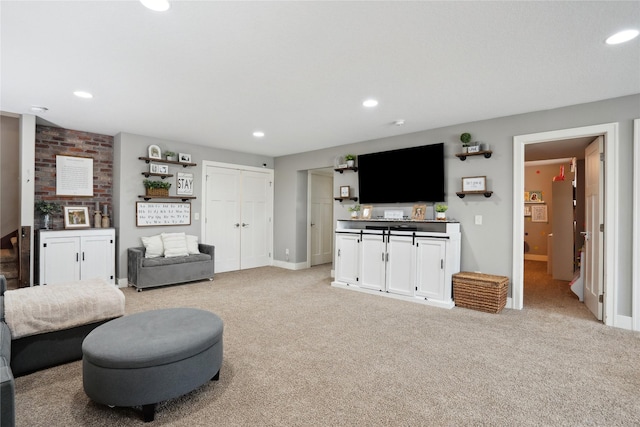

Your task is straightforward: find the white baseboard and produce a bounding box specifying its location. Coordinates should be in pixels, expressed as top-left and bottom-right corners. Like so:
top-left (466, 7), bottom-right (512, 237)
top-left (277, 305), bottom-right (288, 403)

top-left (524, 254), bottom-right (548, 262)
top-left (272, 260), bottom-right (308, 270)
top-left (614, 314), bottom-right (633, 331)
top-left (117, 278), bottom-right (129, 288)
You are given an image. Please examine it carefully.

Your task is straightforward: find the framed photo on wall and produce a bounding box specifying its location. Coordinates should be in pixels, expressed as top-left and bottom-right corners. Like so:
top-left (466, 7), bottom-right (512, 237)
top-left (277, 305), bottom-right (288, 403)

top-left (63, 206), bottom-right (90, 229)
top-left (179, 153), bottom-right (192, 163)
top-left (461, 176), bottom-right (486, 192)
top-left (361, 205), bottom-right (373, 220)
top-left (148, 145), bottom-right (162, 159)
top-left (340, 186), bottom-right (350, 198)
top-left (411, 204), bottom-right (426, 220)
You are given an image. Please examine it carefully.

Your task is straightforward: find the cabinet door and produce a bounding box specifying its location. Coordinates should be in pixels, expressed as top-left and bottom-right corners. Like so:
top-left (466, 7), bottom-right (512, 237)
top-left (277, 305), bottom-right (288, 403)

top-left (415, 238), bottom-right (446, 300)
top-left (359, 233), bottom-right (386, 291)
top-left (40, 236), bottom-right (81, 285)
top-left (335, 233), bottom-right (360, 285)
top-left (386, 235), bottom-right (414, 296)
top-left (81, 234), bottom-right (115, 283)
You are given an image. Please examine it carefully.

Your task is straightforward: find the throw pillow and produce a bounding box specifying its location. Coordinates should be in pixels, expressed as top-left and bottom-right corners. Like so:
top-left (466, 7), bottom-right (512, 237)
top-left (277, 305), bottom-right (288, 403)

top-left (186, 235), bottom-right (200, 254)
top-left (141, 235), bottom-right (164, 258)
top-left (161, 232), bottom-right (189, 257)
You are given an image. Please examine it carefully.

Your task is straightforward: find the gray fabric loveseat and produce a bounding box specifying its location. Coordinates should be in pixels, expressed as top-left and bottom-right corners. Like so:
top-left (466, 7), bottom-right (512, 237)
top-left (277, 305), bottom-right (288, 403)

top-left (127, 243), bottom-right (215, 291)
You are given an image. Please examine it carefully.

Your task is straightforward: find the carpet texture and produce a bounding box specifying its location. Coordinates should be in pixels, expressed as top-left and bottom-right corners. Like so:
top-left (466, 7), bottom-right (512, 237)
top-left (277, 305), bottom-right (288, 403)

top-left (13, 261), bottom-right (640, 426)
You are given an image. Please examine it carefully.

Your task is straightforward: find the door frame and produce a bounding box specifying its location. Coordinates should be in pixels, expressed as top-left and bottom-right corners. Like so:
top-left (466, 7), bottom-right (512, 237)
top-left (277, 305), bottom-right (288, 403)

top-left (512, 123), bottom-right (619, 327)
top-left (633, 119), bottom-right (640, 331)
top-left (306, 168), bottom-right (334, 268)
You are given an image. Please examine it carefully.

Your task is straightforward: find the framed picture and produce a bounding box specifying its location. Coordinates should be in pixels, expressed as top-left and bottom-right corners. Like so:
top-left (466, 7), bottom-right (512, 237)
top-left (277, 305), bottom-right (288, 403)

top-left (411, 204), bottom-right (427, 220)
top-left (340, 186), bottom-right (350, 198)
top-left (524, 205), bottom-right (532, 217)
top-left (529, 191), bottom-right (543, 202)
top-left (148, 144), bottom-right (162, 159)
top-left (531, 204), bottom-right (548, 222)
top-left (56, 155), bottom-right (93, 196)
top-left (524, 191), bottom-right (530, 202)
top-left (179, 153), bottom-right (192, 163)
top-left (177, 172), bottom-right (194, 195)
top-left (461, 176), bottom-right (487, 192)
top-left (361, 205), bottom-right (373, 220)
top-left (63, 206), bottom-right (90, 229)
top-left (150, 163), bottom-right (169, 174)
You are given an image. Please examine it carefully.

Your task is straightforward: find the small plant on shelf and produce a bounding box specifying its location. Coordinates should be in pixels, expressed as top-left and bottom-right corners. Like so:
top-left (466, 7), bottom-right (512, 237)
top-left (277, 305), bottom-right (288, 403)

top-left (348, 204), bottom-right (361, 218)
top-left (460, 133), bottom-right (471, 150)
top-left (435, 203), bottom-right (448, 221)
top-left (344, 154), bottom-right (356, 167)
top-left (35, 200), bottom-right (61, 230)
top-left (164, 151), bottom-right (176, 161)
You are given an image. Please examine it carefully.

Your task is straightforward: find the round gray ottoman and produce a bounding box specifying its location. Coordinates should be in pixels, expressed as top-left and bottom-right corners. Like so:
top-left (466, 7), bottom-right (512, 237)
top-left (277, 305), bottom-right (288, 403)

top-left (82, 308), bottom-right (223, 422)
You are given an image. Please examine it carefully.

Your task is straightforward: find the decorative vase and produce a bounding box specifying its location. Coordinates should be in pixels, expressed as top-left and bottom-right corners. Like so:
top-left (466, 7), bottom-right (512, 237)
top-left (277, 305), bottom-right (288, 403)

top-left (94, 211), bottom-right (102, 228)
top-left (347, 160), bottom-right (355, 168)
top-left (101, 214), bottom-right (110, 228)
top-left (43, 214), bottom-right (50, 230)
top-left (350, 211), bottom-right (358, 219)
top-left (436, 212), bottom-right (446, 221)
top-left (166, 156), bottom-right (176, 161)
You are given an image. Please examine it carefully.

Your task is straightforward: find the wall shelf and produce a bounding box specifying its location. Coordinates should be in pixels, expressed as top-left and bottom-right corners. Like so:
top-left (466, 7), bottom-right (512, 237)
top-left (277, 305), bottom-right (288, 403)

top-left (455, 150), bottom-right (492, 161)
top-left (334, 197), bottom-right (358, 202)
top-left (334, 166), bottom-right (358, 173)
top-left (139, 156), bottom-right (197, 168)
top-left (141, 172), bottom-right (173, 179)
top-left (456, 191), bottom-right (493, 198)
top-left (138, 195), bottom-right (196, 202)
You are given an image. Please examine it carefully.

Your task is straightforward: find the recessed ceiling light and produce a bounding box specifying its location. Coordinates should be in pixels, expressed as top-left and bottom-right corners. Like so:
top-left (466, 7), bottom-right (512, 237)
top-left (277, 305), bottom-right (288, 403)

top-left (363, 99), bottom-right (379, 108)
top-left (30, 106), bottom-right (49, 113)
top-left (253, 131), bottom-right (265, 138)
top-left (140, 0), bottom-right (170, 12)
top-left (606, 29), bottom-right (639, 45)
top-left (73, 91), bottom-right (93, 99)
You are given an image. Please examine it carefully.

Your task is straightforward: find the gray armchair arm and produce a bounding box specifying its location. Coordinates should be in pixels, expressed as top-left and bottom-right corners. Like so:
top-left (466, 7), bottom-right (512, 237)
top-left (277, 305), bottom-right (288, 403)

top-left (127, 247), bottom-right (146, 285)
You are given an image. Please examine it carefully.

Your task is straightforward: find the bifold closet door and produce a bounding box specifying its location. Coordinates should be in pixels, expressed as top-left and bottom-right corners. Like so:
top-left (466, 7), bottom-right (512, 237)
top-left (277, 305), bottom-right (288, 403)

top-left (205, 165), bottom-right (272, 273)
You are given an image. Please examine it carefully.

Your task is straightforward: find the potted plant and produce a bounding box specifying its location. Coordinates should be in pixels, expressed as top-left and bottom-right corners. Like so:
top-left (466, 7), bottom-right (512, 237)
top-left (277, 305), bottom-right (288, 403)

top-left (344, 154), bottom-right (356, 168)
top-left (164, 151), bottom-right (176, 161)
top-left (35, 200), bottom-right (61, 229)
top-left (460, 133), bottom-right (471, 153)
top-left (435, 203), bottom-right (448, 221)
top-left (348, 204), bottom-right (361, 219)
top-left (143, 179), bottom-right (171, 197)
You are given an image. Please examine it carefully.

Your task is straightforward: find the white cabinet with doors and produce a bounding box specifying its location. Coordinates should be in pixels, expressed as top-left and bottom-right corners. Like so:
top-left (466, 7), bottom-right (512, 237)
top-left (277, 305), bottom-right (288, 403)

top-left (204, 162), bottom-right (274, 273)
top-left (38, 228), bottom-right (116, 286)
top-left (332, 220), bottom-right (460, 309)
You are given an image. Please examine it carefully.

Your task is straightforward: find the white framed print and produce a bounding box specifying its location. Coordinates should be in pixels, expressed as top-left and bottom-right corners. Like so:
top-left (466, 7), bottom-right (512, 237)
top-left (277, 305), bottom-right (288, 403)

top-left (461, 176), bottom-right (487, 192)
top-left (150, 163), bottom-right (169, 174)
top-left (148, 144), bottom-right (162, 159)
top-left (176, 172), bottom-right (194, 195)
top-left (340, 186), bottom-right (350, 198)
top-left (179, 153), bottom-right (192, 163)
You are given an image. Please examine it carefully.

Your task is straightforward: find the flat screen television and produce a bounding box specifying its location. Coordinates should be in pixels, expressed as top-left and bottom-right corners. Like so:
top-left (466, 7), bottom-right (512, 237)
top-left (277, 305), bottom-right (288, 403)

top-left (357, 143), bottom-right (445, 204)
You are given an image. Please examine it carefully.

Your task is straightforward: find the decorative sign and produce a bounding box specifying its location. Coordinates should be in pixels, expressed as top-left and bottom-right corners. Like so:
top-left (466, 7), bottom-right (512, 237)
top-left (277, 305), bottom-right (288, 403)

top-left (461, 176), bottom-right (486, 192)
top-left (136, 202), bottom-right (191, 226)
top-left (56, 155), bottom-right (94, 196)
top-left (176, 172), bottom-right (194, 195)
top-left (531, 204), bottom-right (548, 223)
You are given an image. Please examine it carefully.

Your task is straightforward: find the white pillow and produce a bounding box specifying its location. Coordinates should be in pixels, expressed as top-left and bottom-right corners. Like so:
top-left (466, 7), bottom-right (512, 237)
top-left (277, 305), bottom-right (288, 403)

top-left (141, 235), bottom-right (164, 258)
top-left (186, 235), bottom-right (200, 254)
top-left (161, 232), bottom-right (189, 257)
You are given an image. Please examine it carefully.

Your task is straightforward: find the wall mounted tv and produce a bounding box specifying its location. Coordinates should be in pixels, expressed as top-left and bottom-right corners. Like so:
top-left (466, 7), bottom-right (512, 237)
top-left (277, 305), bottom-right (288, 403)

top-left (357, 143), bottom-right (445, 204)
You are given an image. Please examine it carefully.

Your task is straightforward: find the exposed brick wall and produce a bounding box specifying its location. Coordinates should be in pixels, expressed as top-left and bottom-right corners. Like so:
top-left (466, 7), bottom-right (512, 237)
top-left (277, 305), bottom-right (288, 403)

top-left (34, 126), bottom-right (113, 230)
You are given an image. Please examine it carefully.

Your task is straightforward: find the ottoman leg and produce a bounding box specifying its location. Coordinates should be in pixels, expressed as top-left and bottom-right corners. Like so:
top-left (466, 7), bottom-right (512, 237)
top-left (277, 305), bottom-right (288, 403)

top-left (142, 403), bottom-right (156, 422)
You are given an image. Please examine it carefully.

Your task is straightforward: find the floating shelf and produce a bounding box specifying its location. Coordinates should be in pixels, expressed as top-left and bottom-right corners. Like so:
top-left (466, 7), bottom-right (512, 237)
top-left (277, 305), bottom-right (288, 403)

top-left (138, 195), bottom-right (196, 202)
top-left (141, 172), bottom-right (173, 179)
top-left (334, 166), bottom-right (358, 173)
top-left (334, 197), bottom-right (358, 202)
top-left (139, 157), bottom-right (197, 168)
top-left (456, 191), bottom-right (493, 198)
top-left (455, 150), bottom-right (492, 161)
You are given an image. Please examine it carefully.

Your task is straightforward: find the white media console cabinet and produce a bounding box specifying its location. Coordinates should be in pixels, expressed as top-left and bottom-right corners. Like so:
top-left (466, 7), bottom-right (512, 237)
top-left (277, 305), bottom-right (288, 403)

top-left (332, 219), bottom-right (461, 309)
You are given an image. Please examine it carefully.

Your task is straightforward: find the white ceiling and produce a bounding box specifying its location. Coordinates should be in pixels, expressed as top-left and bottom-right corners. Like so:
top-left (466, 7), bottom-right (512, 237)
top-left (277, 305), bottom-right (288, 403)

top-left (1, 1), bottom-right (639, 157)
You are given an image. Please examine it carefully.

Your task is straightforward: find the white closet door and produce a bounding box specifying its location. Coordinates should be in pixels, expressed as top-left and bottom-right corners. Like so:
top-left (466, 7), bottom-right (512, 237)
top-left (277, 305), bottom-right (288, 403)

top-left (205, 166), bottom-right (241, 273)
top-left (240, 171), bottom-right (272, 269)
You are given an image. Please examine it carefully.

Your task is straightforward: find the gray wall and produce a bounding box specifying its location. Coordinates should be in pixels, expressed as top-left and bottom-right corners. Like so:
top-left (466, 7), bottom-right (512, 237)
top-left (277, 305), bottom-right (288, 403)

top-left (113, 132), bottom-right (273, 282)
top-left (273, 94), bottom-right (639, 317)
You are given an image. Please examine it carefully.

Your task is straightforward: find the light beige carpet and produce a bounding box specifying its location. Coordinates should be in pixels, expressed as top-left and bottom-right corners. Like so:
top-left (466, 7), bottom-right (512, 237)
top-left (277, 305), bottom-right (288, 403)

top-left (13, 262), bottom-right (640, 426)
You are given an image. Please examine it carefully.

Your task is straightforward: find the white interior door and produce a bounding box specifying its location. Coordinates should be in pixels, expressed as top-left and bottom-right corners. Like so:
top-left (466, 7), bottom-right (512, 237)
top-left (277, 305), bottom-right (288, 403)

top-left (240, 171), bottom-right (272, 269)
top-left (584, 137), bottom-right (604, 320)
top-left (310, 172), bottom-right (333, 266)
top-left (205, 166), bottom-right (241, 273)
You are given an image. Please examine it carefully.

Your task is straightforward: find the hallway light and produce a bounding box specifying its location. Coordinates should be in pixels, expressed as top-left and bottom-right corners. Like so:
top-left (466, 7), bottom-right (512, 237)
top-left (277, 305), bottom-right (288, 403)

top-left (140, 0), bottom-right (170, 12)
top-left (606, 29), bottom-right (639, 45)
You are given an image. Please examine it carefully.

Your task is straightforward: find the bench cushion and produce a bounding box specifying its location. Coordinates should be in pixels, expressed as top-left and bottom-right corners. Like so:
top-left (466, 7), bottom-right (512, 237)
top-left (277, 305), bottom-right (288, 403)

top-left (141, 253), bottom-right (211, 267)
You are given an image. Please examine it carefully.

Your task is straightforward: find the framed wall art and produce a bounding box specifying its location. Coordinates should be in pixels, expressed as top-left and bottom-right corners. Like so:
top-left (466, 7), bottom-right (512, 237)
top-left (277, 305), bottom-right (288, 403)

top-left (150, 163), bottom-right (169, 174)
top-left (531, 204), bottom-right (548, 222)
top-left (176, 172), bottom-right (194, 195)
top-left (340, 186), bottom-right (350, 198)
top-left (411, 204), bottom-right (426, 220)
top-left (179, 153), bottom-right (192, 163)
top-left (461, 176), bottom-right (486, 192)
top-left (63, 206), bottom-right (90, 229)
top-left (56, 155), bottom-right (94, 196)
top-left (148, 145), bottom-right (162, 159)
top-left (361, 205), bottom-right (373, 220)
top-left (136, 202), bottom-right (191, 226)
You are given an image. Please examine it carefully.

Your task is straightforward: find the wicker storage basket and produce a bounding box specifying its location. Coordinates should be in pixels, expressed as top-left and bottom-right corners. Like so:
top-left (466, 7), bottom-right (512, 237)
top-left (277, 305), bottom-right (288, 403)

top-left (145, 187), bottom-right (169, 197)
top-left (453, 272), bottom-right (509, 313)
